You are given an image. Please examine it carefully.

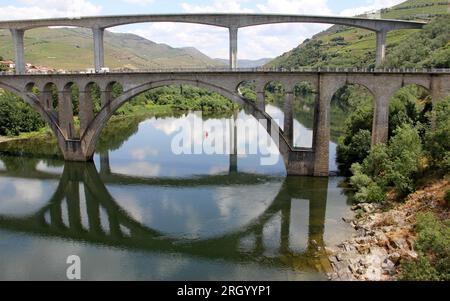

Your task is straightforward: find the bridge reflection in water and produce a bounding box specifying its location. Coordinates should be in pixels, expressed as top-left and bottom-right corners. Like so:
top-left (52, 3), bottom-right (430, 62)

top-left (0, 156), bottom-right (337, 278)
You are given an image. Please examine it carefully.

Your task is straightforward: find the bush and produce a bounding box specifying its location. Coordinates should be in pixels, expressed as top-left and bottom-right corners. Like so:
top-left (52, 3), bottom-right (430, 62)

top-left (401, 212), bottom-right (450, 281)
top-left (424, 99), bottom-right (450, 169)
top-left (401, 256), bottom-right (441, 281)
top-left (0, 91), bottom-right (45, 136)
top-left (349, 125), bottom-right (422, 202)
top-left (386, 125), bottom-right (423, 197)
top-left (445, 190), bottom-right (450, 207)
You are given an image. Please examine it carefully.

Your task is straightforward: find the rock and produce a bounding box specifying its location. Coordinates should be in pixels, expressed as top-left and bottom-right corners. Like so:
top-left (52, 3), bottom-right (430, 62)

top-left (356, 228), bottom-right (366, 236)
top-left (370, 246), bottom-right (388, 258)
top-left (361, 203), bottom-right (375, 213)
top-left (389, 252), bottom-right (401, 265)
top-left (342, 217), bottom-right (353, 223)
top-left (381, 259), bottom-right (396, 275)
top-left (400, 250), bottom-right (418, 260)
top-left (325, 247), bottom-right (336, 255)
top-left (365, 265), bottom-right (382, 281)
top-left (389, 236), bottom-right (409, 250)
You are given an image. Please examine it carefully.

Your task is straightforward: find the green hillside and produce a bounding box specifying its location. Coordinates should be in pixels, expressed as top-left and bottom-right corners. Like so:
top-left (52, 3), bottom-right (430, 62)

top-left (0, 27), bottom-right (225, 70)
top-left (267, 0), bottom-right (449, 69)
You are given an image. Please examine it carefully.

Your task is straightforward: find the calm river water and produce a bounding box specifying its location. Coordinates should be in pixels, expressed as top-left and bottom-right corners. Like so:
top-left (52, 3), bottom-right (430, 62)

top-left (0, 104), bottom-right (353, 280)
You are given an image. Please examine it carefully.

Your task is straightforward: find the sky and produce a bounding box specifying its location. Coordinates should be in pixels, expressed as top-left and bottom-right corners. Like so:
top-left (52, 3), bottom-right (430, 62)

top-left (0, 0), bottom-right (406, 59)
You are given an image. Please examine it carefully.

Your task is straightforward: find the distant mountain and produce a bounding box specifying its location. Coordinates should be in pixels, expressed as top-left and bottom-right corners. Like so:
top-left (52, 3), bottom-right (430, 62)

top-left (215, 58), bottom-right (273, 68)
top-left (266, 0), bottom-right (449, 69)
top-left (0, 27), bottom-right (225, 70)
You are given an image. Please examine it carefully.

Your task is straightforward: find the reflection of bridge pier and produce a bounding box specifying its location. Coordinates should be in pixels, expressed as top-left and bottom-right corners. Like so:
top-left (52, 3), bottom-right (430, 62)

top-left (100, 151), bottom-right (111, 175)
top-left (229, 112), bottom-right (238, 174)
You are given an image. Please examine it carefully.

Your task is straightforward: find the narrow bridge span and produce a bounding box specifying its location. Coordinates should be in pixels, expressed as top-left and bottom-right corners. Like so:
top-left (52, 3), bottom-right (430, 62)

top-left (0, 70), bottom-right (449, 176)
top-left (0, 13), bottom-right (426, 73)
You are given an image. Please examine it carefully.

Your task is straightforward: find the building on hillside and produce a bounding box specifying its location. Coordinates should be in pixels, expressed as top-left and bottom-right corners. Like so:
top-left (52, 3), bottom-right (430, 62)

top-left (28, 65), bottom-right (56, 74)
top-left (0, 60), bottom-right (15, 70)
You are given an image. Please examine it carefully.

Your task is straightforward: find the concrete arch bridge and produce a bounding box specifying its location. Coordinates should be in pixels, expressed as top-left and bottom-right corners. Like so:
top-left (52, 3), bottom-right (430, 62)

top-left (0, 70), bottom-right (449, 176)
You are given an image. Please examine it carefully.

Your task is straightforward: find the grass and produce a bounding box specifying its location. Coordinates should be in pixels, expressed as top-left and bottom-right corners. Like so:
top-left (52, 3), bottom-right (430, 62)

top-left (0, 27), bottom-right (223, 70)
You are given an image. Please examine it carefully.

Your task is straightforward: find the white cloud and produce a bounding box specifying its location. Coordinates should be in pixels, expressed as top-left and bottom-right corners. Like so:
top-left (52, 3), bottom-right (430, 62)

top-left (0, 0), bottom-right (102, 20)
top-left (340, 0), bottom-right (404, 17)
top-left (257, 0), bottom-right (331, 15)
top-left (122, 0), bottom-right (155, 5)
top-left (113, 162), bottom-right (161, 177)
top-left (120, 0), bottom-right (332, 60)
top-left (130, 147), bottom-right (159, 160)
top-left (181, 0), bottom-right (254, 13)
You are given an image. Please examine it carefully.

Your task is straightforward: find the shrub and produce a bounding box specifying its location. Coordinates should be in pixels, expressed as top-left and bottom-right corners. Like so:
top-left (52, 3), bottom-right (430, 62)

top-left (445, 190), bottom-right (450, 207)
top-left (386, 125), bottom-right (423, 197)
top-left (401, 212), bottom-right (450, 281)
top-left (337, 129), bottom-right (371, 173)
top-left (349, 125), bottom-right (422, 202)
top-left (354, 182), bottom-right (386, 203)
top-left (401, 256), bottom-right (441, 281)
top-left (0, 91), bottom-right (45, 136)
top-left (424, 99), bottom-right (450, 168)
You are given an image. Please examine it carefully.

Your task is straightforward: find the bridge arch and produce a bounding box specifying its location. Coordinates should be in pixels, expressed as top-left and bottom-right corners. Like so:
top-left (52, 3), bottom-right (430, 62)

top-left (82, 78), bottom-right (291, 167)
top-left (388, 83), bottom-right (432, 138)
top-left (0, 81), bottom-right (67, 152)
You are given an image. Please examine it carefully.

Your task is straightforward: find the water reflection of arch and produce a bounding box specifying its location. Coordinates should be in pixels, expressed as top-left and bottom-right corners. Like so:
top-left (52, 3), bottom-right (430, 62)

top-left (0, 161), bottom-right (329, 271)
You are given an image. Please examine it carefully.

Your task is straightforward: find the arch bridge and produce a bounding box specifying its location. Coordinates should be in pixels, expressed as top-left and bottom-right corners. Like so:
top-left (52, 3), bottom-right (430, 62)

top-left (0, 70), bottom-right (449, 176)
top-left (0, 13), bottom-right (426, 73)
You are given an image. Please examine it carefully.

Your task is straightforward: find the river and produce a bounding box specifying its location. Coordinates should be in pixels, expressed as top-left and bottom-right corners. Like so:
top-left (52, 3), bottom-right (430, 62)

top-left (0, 104), bottom-right (353, 280)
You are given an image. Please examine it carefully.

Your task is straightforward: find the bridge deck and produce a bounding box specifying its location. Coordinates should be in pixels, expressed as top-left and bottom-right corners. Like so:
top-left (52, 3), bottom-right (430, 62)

top-left (0, 13), bottom-right (426, 31)
top-left (1, 68), bottom-right (450, 76)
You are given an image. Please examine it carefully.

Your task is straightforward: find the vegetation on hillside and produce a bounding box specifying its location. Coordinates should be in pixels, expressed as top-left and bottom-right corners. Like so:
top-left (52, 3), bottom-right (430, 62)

top-left (267, 0), bottom-right (449, 69)
top-left (0, 27), bottom-right (224, 70)
top-left (383, 15), bottom-right (450, 68)
top-left (400, 212), bottom-right (450, 281)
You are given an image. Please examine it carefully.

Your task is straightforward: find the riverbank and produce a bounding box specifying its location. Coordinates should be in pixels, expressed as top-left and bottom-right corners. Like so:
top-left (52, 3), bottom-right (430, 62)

top-left (327, 178), bottom-right (449, 281)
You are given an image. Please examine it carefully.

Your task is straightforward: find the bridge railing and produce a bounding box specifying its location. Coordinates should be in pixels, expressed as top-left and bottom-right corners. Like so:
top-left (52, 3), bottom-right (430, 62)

top-left (1, 67), bottom-right (449, 75)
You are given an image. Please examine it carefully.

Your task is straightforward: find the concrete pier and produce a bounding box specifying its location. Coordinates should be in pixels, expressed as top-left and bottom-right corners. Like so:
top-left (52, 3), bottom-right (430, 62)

top-left (10, 29), bottom-right (25, 75)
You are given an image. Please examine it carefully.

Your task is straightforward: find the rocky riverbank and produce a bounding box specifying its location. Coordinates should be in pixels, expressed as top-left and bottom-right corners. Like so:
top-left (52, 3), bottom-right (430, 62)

top-left (326, 179), bottom-right (449, 281)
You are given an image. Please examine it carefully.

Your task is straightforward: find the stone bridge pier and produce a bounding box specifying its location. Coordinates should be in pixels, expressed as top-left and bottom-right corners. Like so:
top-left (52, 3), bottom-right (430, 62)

top-left (0, 71), bottom-right (449, 176)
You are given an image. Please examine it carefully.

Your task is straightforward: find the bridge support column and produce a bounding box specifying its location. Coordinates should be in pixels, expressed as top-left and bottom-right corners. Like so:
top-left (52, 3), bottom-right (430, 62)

top-left (58, 89), bottom-right (76, 139)
top-left (256, 81), bottom-right (265, 112)
top-left (284, 90), bottom-right (294, 146)
top-left (101, 87), bottom-right (113, 109)
top-left (10, 29), bottom-right (25, 75)
top-left (375, 30), bottom-right (387, 67)
top-left (229, 27), bottom-right (238, 70)
top-left (372, 93), bottom-right (390, 145)
top-left (313, 78), bottom-right (330, 177)
top-left (93, 28), bottom-right (105, 72)
top-left (79, 90), bottom-right (95, 137)
top-left (39, 88), bottom-right (53, 111)
top-left (430, 75), bottom-right (450, 127)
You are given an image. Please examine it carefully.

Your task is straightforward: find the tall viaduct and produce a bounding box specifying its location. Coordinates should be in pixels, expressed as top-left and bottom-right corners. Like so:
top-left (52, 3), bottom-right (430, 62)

top-left (1, 70), bottom-right (449, 176)
top-left (0, 13), bottom-right (426, 73)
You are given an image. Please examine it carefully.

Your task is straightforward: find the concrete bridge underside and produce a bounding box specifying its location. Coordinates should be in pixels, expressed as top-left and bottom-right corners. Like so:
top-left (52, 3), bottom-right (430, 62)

top-left (0, 71), bottom-right (449, 176)
top-left (0, 13), bottom-right (425, 73)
